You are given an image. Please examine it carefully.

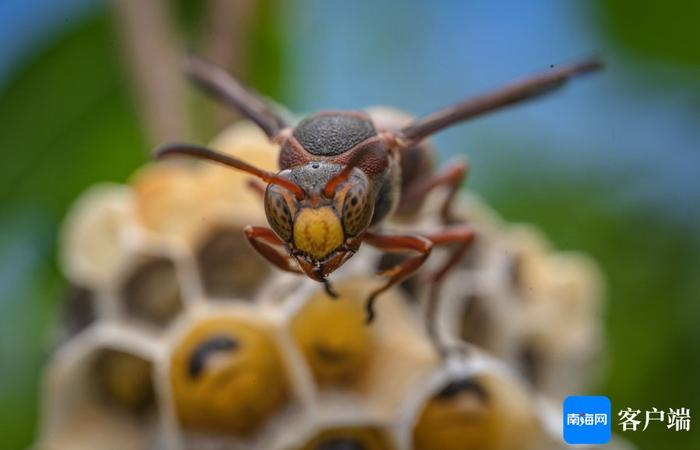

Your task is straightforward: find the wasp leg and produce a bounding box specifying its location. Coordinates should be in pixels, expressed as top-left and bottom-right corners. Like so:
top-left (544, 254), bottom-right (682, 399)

top-left (400, 160), bottom-right (468, 223)
top-left (243, 226), bottom-right (302, 274)
top-left (421, 224), bottom-right (476, 356)
top-left (424, 224), bottom-right (476, 282)
top-left (363, 232), bottom-right (433, 324)
top-left (324, 281), bottom-right (339, 298)
top-left (313, 266), bottom-right (339, 298)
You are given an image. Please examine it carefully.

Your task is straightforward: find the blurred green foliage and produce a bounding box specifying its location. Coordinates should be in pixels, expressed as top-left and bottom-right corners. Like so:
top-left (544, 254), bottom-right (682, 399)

top-left (247, 0), bottom-right (286, 98)
top-left (597, 0), bottom-right (700, 69)
top-left (0, 14), bottom-right (145, 449)
top-left (0, 15), bottom-right (145, 217)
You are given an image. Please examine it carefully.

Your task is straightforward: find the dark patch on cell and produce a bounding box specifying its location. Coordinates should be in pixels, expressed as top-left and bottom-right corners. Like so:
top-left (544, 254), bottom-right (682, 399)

top-left (459, 295), bottom-right (493, 350)
top-left (197, 228), bottom-right (271, 298)
top-left (293, 113), bottom-right (376, 157)
top-left (518, 342), bottom-right (542, 387)
top-left (94, 349), bottom-right (155, 413)
top-left (316, 439), bottom-right (365, 450)
top-left (188, 335), bottom-right (239, 378)
top-left (314, 344), bottom-right (350, 364)
top-left (121, 257), bottom-right (183, 327)
top-left (459, 239), bottom-right (483, 269)
top-left (62, 285), bottom-right (96, 338)
top-left (507, 252), bottom-right (524, 293)
top-left (436, 378), bottom-right (488, 403)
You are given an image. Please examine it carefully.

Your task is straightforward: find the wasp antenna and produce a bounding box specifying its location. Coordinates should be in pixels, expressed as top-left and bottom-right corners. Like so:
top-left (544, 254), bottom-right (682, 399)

top-left (322, 143), bottom-right (383, 198)
top-left (184, 55), bottom-right (289, 139)
top-left (155, 143), bottom-right (306, 199)
top-left (398, 57), bottom-right (603, 145)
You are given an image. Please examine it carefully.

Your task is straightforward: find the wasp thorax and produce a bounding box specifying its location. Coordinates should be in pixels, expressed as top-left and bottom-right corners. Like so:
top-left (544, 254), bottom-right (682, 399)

top-left (292, 112), bottom-right (377, 157)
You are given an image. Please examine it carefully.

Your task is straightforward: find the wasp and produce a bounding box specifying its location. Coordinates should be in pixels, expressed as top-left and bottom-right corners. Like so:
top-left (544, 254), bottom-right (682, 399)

top-left (157, 56), bottom-right (601, 324)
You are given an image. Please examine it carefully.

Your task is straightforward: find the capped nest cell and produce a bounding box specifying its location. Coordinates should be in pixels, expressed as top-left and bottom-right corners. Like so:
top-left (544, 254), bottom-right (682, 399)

top-left (39, 120), bottom-right (622, 450)
top-left (405, 355), bottom-right (546, 450)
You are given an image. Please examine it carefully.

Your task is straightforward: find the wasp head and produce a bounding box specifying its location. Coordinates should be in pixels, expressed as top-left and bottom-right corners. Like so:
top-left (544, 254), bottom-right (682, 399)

top-left (264, 161), bottom-right (373, 281)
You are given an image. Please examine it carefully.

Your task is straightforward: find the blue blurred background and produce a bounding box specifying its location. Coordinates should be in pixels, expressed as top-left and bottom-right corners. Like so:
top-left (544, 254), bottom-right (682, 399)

top-left (1, 1), bottom-right (698, 449)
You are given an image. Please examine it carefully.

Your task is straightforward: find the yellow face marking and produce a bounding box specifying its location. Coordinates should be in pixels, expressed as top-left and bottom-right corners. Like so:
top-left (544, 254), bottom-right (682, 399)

top-left (293, 207), bottom-right (344, 259)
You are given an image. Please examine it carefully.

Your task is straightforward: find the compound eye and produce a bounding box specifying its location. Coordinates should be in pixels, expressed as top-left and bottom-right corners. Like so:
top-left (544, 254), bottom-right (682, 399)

top-left (265, 185), bottom-right (295, 241)
top-left (339, 175), bottom-right (373, 237)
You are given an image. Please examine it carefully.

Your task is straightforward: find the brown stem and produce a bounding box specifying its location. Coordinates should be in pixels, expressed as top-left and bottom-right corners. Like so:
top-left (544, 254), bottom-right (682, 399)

top-left (200, 0), bottom-right (256, 127)
top-left (111, 0), bottom-right (190, 148)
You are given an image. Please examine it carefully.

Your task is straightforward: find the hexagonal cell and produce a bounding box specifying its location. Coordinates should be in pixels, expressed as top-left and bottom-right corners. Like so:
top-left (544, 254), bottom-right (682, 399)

top-left (93, 349), bottom-right (156, 413)
top-left (288, 278), bottom-right (437, 417)
top-left (59, 183), bottom-right (136, 289)
top-left (515, 335), bottom-right (598, 403)
top-left (408, 369), bottom-right (544, 450)
top-left (512, 250), bottom-right (604, 400)
top-left (293, 426), bottom-right (397, 450)
top-left (499, 225), bottom-right (552, 299)
top-left (435, 238), bottom-right (525, 360)
top-left (120, 255), bottom-right (184, 328)
top-left (38, 327), bottom-right (161, 450)
top-left (60, 285), bottom-right (97, 339)
top-left (195, 226), bottom-right (271, 299)
top-left (131, 162), bottom-right (208, 243)
top-left (290, 287), bottom-right (374, 386)
top-left (169, 312), bottom-right (301, 444)
top-left (412, 378), bottom-right (493, 450)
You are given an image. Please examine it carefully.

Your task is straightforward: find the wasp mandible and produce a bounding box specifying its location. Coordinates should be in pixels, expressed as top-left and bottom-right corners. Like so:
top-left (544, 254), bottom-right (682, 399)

top-left (156, 56), bottom-right (601, 323)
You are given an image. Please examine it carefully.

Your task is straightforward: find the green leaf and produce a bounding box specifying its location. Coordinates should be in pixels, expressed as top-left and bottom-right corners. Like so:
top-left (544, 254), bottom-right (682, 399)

top-left (597, 0), bottom-right (700, 68)
top-left (0, 10), bottom-right (146, 449)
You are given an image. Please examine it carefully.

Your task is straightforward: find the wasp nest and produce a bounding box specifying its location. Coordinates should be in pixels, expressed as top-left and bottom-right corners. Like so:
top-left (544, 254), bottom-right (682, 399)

top-left (40, 121), bottom-right (609, 450)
